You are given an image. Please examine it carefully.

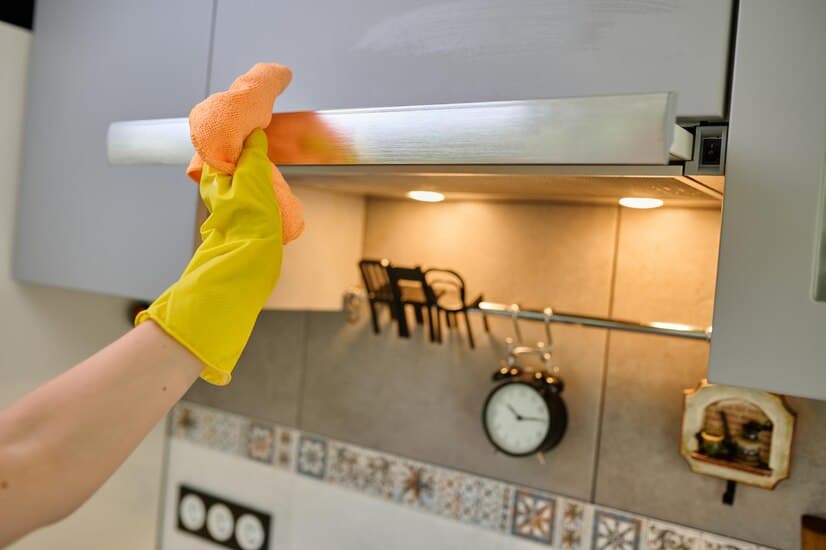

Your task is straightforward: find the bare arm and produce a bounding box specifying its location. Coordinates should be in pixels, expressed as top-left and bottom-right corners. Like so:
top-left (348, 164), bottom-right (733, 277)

top-left (0, 321), bottom-right (201, 546)
top-left (0, 128), bottom-right (289, 546)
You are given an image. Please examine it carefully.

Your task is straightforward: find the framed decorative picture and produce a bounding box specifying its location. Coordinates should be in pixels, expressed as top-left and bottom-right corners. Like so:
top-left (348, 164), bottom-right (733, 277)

top-left (680, 380), bottom-right (795, 489)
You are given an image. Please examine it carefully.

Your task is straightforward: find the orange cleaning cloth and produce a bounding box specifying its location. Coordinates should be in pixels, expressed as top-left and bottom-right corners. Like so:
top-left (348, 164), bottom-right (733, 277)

top-left (187, 63), bottom-right (304, 244)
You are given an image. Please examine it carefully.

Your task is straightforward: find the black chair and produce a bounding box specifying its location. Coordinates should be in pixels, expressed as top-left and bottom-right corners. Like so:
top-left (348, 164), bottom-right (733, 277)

top-left (386, 265), bottom-right (441, 342)
top-left (359, 259), bottom-right (395, 334)
top-left (425, 268), bottom-right (489, 349)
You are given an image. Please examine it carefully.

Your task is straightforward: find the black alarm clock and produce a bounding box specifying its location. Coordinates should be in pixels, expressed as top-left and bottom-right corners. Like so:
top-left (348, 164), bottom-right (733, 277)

top-left (482, 367), bottom-right (567, 457)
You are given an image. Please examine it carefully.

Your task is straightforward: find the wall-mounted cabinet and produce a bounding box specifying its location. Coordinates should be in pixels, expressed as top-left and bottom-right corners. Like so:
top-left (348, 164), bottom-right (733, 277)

top-left (707, 1), bottom-right (826, 401)
top-left (13, 0), bottom-right (213, 301)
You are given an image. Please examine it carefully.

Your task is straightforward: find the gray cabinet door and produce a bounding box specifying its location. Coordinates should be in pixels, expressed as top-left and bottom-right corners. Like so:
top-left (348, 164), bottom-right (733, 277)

top-left (709, 2), bottom-right (826, 400)
top-left (14, 0), bottom-right (214, 300)
top-left (210, 0), bottom-right (731, 119)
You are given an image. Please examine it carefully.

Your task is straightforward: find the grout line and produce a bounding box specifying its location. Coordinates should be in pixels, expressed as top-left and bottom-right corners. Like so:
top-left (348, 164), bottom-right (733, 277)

top-left (154, 414), bottom-right (173, 550)
top-left (203, 0), bottom-right (218, 98)
top-left (722, 0), bottom-right (740, 120)
top-left (589, 205), bottom-right (623, 503)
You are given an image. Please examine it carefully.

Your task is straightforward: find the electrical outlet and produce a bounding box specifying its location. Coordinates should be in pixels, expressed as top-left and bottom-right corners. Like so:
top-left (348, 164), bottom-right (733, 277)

top-left (177, 485), bottom-right (271, 550)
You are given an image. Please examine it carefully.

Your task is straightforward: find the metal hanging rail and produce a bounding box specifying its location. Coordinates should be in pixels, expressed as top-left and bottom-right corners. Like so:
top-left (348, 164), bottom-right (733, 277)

top-left (344, 289), bottom-right (711, 341)
top-left (473, 301), bottom-right (711, 341)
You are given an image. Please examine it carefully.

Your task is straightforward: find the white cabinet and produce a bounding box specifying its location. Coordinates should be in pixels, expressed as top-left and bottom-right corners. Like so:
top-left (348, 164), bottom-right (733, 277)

top-left (708, 1), bottom-right (826, 400)
top-left (13, 0), bottom-right (214, 301)
top-left (209, 0), bottom-right (732, 120)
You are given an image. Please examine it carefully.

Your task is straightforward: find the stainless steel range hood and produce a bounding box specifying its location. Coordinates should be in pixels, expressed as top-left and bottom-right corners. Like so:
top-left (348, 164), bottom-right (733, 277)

top-left (107, 92), bottom-right (722, 204)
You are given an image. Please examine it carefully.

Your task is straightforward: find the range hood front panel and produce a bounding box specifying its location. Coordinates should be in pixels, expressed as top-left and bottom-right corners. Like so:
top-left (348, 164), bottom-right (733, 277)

top-left (107, 93), bottom-right (690, 167)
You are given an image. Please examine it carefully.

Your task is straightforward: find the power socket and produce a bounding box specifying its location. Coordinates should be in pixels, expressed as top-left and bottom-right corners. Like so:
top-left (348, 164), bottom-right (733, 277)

top-left (177, 484), bottom-right (271, 550)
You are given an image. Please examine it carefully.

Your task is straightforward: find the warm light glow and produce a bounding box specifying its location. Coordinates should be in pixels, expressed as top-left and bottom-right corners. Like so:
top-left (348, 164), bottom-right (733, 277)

top-left (618, 197), bottom-right (664, 209)
top-left (650, 322), bottom-right (695, 331)
top-left (406, 190), bottom-right (445, 202)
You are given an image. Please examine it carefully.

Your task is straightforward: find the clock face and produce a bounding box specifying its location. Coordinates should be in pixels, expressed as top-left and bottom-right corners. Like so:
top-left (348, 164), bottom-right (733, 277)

top-left (483, 382), bottom-right (551, 455)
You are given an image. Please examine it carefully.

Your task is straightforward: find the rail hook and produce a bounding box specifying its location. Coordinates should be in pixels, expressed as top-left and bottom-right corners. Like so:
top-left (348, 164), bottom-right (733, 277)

top-left (509, 303), bottom-right (524, 345)
top-left (541, 307), bottom-right (559, 376)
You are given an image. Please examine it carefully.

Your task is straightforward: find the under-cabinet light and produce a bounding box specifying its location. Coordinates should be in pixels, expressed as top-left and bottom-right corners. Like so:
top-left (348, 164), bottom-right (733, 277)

top-left (618, 197), bottom-right (664, 209)
top-left (406, 190), bottom-right (445, 202)
top-left (650, 321), bottom-right (695, 331)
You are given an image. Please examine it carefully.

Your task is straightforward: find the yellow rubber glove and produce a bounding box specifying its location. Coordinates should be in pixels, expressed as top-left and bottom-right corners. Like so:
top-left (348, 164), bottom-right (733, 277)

top-left (136, 129), bottom-right (282, 385)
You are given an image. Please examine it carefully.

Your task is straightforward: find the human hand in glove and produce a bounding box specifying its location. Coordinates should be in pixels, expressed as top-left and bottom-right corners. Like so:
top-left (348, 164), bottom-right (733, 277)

top-left (137, 128), bottom-right (282, 385)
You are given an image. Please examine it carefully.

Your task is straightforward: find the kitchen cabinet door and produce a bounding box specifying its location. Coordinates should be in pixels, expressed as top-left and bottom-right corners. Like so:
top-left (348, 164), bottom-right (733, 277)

top-left (708, 2), bottom-right (826, 400)
top-left (13, 0), bottom-right (214, 301)
top-left (209, 0), bottom-right (731, 120)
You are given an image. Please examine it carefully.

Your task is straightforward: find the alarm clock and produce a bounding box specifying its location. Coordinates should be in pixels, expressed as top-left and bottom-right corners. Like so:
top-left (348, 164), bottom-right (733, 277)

top-left (482, 369), bottom-right (567, 456)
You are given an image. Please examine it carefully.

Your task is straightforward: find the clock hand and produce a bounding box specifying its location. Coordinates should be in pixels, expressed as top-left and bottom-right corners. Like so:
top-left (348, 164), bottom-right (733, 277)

top-left (520, 416), bottom-right (548, 423)
top-left (506, 404), bottom-right (524, 421)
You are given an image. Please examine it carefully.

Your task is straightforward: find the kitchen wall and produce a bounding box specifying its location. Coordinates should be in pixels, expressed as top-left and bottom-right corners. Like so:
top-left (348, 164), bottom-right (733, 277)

top-left (185, 197), bottom-right (826, 548)
top-left (0, 21), bottom-right (164, 550)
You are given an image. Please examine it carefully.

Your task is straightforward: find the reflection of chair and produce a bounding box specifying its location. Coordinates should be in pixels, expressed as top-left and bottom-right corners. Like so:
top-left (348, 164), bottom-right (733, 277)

top-left (386, 265), bottom-right (440, 342)
top-left (358, 259), bottom-right (394, 334)
top-left (425, 268), bottom-right (488, 349)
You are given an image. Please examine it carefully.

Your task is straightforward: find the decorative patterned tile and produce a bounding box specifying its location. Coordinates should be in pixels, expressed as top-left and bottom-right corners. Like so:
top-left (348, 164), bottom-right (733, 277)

top-left (475, 479), bottom-right (512, 532)
top-left (170, 404), bottom-right (197, 438)
top-left (203, 410), bottom-right (246, 455)
top-left (646, 519), bottom-right (700, 550)
top-left (434, 470), bottom-right (469, 521)
top-left (558, 498), bottom-right (593, 550)
top-left (510, 488), bottom-right (556, 545)
top-left (592, 509), bottom-right (641, 550)
top-left (326, 441), bottom-right (395, 498)
top-left (245, 422), bottom-right (275, 463)
top-left (700, 533), bottom-right (756, 550)
top-left (274, 427), bottom-right (298, 471)
top-left (171, 404), bottom-right (245, 454)
top-left (391, 460), bottom-right (437, 511)
top-left (457, 475), bottom-right (481, 524)
top-left (297, 435), bottom-right (327, 479)
top-left (442, 475), bottom-right (511, 532)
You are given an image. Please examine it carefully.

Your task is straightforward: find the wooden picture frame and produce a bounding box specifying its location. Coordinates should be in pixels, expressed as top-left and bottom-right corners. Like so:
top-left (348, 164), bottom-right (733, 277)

top-left (681, 380), bottom-right (795, 489)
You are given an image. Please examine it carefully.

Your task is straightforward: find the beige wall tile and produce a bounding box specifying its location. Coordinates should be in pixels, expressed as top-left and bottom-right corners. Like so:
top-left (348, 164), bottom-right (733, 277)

top-left (185, 311), bottom-right (308, 426)
top-left (301, 198), bottom-right (619, 499)
top-left (363, 198), bottom-right (618, 315)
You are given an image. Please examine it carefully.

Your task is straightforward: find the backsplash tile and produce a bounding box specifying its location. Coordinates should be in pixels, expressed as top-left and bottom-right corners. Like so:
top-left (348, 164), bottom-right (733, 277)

top-left (297, 434), bottom-right (327, 479)
top-left (245, 421), bottom-right (276, 464)
top-left (510, 488), bottom-right (556, 545)
top-left (169, 402), bottom-right (246, 456)
top-left (433, 469), bottom-right (468, 520)
top-left (557, 497), bottom-right (592, 550)
top-left (170, 401), bottom-right (769, 550)
top-left (646, 519), bottom-right (700, 550)
top-left (274, 426), bottom-right (298, 470)
top-left (326, 441), bottom-right (394, 498)
top-left (699, 533), bottom-right (757, 550)
top-left (392, 460), bottom-right (438, 511)
top-left (474, 478), bottom-right (512, 532)
top-left (591, 509), bottom-right (642, 550)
